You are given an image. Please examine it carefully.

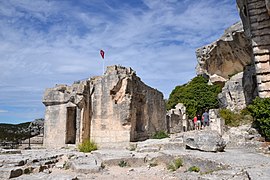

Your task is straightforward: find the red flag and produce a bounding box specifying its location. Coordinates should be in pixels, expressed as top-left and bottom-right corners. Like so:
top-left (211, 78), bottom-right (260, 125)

top-left (100, 49), bottom-right (105, 59)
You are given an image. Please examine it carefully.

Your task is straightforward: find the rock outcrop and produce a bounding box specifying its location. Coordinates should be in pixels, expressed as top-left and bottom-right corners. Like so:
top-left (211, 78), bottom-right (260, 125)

top-left (43, 65), bottom-right (166, 148)
top-left (218, 65), bottom-right (258, 111)
top-left (222, 124), bottom-right (263, 149)
top-left (183, 130), bottom-right (226, 152)
top-left (237, 0), bottom-right (270, 98)
top-left (196, 22), bottom-right (252, 81)
top-left (196, 21), bottom-right (259, 111)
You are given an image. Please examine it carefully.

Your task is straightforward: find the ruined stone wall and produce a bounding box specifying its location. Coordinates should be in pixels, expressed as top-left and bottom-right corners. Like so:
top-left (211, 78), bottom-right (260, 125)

top-left (237, 0), bottom-right (270, 98)
top-left (43, 83), bottom-right (87, 148)
top-left (166, 103), bottom-right (187, 133)
top-left (89, 66), bottom-right (166, 146)
top-left (89, 67), bottom-right (133, 146)
top-left (43, 66), bottom-right (166, 148)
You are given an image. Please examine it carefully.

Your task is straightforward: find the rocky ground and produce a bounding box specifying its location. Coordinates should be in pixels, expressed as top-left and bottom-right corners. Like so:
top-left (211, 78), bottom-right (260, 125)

top-left (1, 130), bottom-right (270, 180)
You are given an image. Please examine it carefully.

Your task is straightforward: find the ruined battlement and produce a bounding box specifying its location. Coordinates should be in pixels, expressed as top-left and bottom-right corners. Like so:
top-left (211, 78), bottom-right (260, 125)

top-left (42, 65), bottom-right (166, 148)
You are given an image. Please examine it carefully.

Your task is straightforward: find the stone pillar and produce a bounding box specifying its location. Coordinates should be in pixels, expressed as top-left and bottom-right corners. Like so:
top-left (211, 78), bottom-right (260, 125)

top-left (209, 109), bottom-right (225, 135)
top-left (237, 0), bottom-right (270, 98)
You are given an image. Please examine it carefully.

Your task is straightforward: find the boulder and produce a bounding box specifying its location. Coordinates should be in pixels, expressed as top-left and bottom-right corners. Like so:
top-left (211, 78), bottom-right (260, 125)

top-left (70, 155), bottom-right (101, 173)
top-left (183, 130), bottom-right (226, 152)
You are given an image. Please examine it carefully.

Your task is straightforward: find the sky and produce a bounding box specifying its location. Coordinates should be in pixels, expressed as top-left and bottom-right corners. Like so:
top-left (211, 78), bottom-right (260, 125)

top-left (0, 0), bottom-right (240, 124)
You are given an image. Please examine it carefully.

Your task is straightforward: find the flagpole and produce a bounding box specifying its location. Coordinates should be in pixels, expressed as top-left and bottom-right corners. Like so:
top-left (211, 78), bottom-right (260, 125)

top-left (103, 58), bottom-right (105, 75)
top-left (100, 49), bottom-right (105, 75)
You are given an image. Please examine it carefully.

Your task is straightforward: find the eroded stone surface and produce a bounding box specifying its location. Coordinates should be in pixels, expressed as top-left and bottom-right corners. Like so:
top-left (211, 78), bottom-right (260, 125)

top-left (4, 143), bottom-right (269, 180)
top-left (222, 124), bottom-right (263, 149)
top-left (196, 22), bottom-right (252, 79)
top-left (183, 130), bottom-right (226, 152)
top-left (218, 65), bottom-right (257, 111)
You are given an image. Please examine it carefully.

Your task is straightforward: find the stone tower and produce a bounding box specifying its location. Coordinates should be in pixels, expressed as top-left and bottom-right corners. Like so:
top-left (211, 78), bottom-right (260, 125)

top-left (237, 0), bottom-right (270, 98)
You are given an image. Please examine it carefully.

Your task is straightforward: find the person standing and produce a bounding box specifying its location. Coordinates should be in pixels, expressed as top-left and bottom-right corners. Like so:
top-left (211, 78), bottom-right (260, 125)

top-left (193, 115), bottom-right (197, 130)
top-left (202, 110), bottom-right (209, 127)
top-left (196, 114), bottom-right (202, 130)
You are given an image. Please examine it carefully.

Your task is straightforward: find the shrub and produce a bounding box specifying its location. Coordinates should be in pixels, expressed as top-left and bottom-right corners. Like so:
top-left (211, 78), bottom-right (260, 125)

top-left (149, 162), bottom-right (158, 167)
top-left (118, 160), bottom-right (128, 167)
top-left (174, 158), bottom-right (183, 169)
top-left (166, 76), bottom-right (221, 118)
top-left (167, 158), bottom-right (183, 171)
top-left (152, 131), bottom-right (169, 139)
top-left (188, 166), bottom-right (200, 172)
top-left (219, 109), bottom-right (252, 127)
top-left (78, 139), bottom-right (97, 153)
top-left (247, 97), bottom-right (270, 140)
top-left (63, 161), bottom-right (70, 170)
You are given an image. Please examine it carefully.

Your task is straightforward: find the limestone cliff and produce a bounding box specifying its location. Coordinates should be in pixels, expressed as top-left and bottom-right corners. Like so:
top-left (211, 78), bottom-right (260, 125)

top-left (43, 65), bottom-right (166, 148)
top-left (196, 22), bottom-right (252, 81)
top-left (196, 22), bottom-right (258, 111)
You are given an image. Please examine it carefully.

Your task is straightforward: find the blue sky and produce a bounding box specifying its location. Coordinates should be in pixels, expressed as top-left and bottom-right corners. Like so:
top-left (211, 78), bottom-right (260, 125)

top-left (0, 0), bottom-right (240, 124)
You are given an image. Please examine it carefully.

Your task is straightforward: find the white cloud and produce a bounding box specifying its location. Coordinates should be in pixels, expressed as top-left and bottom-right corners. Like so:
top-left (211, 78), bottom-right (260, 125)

top-left (0, 110), bottom-right (8, 113)
top-left (0, 0), bottom-right (240, 123)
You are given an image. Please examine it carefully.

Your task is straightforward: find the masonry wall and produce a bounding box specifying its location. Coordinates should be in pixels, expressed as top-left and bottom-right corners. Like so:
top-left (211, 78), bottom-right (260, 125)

top-left (43, 66), bottom-right (166, 148)
top-left (237, 0), bottom-right (270, 98)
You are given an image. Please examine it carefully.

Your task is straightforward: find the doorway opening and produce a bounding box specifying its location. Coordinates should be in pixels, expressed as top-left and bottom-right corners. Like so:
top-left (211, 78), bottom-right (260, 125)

top-left (66, 107), bottom-right (76, 144)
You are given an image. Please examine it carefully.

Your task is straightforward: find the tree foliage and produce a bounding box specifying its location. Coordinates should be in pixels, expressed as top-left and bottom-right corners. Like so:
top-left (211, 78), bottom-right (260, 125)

top-left (166, 76), bottom-right (221, 118)
top-left (0, 122), bottom-right (31, 142)
top-left (247, 97), bottom-right (270, 140)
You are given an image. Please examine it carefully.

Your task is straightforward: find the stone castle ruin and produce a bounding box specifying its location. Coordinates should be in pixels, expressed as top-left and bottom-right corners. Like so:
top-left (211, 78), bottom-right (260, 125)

top-left (41, 0), bottom-right (270, 149)
top-left (43, 65), bottom-right (166, 148)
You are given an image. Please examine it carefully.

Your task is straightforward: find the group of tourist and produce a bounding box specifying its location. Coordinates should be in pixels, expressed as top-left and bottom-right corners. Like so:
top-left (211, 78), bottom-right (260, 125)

top-left (193, 110), bottom-right (209, 130)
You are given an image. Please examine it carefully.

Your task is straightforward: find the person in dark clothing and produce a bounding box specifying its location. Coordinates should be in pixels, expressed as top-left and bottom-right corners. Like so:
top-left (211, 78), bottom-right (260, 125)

top-left (202, 110), bottom-right (210, 127)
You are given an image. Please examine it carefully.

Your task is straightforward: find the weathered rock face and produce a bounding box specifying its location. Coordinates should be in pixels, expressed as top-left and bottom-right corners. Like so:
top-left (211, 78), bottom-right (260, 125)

top-left (183, 130), bottom-right (226, 152)
top-left (222, 124), bottom-right (262, 149)
top-left (196, 22), bottom-right (252, 80)
top-left (43, 65), bottom-right (166, 148)
top-left (218, 65), bottom-right (257, 111)
top-left (237, 0), bottom-right (270, 98)
top-left (267, 0), bottom-right (270, 15)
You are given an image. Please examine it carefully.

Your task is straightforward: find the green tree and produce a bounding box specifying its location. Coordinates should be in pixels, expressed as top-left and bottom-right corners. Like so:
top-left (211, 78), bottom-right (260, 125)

top-left (247, 97), bottom-right (270, 140)
top-left (166, 76), bottom-right (221, 118)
